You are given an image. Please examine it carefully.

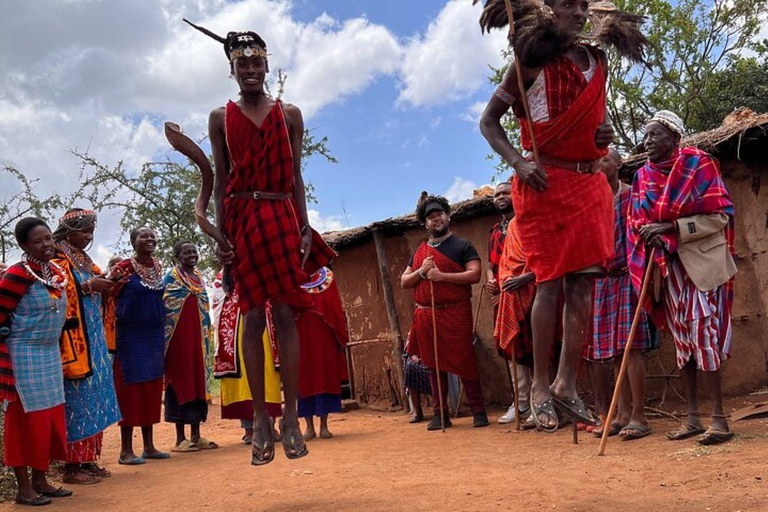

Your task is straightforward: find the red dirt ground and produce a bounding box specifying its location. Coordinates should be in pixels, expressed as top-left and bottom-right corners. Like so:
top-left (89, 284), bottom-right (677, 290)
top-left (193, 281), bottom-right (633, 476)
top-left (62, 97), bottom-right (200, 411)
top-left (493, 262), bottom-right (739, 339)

top-left (1, 399), bottom-right (766, 511)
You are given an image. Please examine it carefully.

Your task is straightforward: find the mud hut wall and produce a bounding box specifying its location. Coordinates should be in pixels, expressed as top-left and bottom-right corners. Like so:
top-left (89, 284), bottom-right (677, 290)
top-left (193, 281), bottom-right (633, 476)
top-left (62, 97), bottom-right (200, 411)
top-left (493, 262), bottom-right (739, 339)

top-left (331, 242), bottom-right (396, 405)
top-left (718, 159), bottom-right (768, 393)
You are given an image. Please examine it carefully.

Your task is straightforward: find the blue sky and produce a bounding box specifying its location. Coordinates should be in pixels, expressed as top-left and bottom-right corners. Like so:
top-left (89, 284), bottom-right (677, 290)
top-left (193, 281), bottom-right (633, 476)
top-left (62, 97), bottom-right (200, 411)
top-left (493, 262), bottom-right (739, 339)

top-left (292, 0), bottom-right (505, 229)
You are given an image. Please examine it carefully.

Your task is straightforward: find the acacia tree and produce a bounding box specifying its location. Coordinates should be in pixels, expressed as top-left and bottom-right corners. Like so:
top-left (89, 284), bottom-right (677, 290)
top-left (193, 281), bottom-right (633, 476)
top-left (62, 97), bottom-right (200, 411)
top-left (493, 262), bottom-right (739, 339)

top-left (0, 167), bottom-right (66, 262)
top-left (486, 0), bottom-right (767, 171)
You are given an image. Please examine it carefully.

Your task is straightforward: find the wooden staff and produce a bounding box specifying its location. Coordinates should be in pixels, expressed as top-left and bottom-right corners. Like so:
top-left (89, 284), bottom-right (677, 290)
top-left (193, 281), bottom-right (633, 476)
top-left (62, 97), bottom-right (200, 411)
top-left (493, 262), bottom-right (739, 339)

top-left (429, 281), bottom-right (446, 432)
top-left (598, 248), bottom-right (657, 456)
top-left (501, 0), bottom-right (542, 170)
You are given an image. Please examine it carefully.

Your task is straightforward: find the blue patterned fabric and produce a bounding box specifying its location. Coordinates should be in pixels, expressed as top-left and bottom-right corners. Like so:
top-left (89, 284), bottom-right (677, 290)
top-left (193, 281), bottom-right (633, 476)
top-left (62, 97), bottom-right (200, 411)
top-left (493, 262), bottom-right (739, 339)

top-left (64, 265), bottom-right (121, 442)
top-left (298, 393), bottom-right (342, 418)
top-left (116, 274), bottom-right (165, 384)
top-left (5, 282), bottom-right (66, 412)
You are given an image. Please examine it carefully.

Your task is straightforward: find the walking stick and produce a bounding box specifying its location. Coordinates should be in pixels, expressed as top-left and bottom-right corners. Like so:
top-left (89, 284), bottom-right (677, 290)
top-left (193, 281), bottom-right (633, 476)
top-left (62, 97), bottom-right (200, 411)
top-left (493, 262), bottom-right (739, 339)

top-left (429, 281), bottom-right (446, 432)
top-left (456, 285), bottom-right (486, 418)
top-left (501, 0), bottom-right (542, 171)
top-left (598, 248), bottom-right (657, 456)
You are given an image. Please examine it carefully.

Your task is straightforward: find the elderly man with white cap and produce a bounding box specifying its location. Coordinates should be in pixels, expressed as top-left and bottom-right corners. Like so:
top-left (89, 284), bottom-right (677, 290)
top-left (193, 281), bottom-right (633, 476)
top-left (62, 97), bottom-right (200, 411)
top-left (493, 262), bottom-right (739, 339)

top-left (626, 110), bottom-right (737, 445)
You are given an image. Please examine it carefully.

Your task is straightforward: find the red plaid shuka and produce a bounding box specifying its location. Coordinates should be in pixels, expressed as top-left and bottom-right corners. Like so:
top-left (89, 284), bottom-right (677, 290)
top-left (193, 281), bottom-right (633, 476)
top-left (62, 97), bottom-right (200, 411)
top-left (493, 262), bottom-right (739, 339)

top-left (509, 45), bottom-right (614, 282)
top-left (585, 188), bottom-right (653, 361)
top-left (406, 244), bottom-right (478, 380)
top-left (494, 219), bottom-right (536, 364)
top-left (224, 100), bottom-right (336, 311)
top-left (488, 220), bottom-right (507, 282)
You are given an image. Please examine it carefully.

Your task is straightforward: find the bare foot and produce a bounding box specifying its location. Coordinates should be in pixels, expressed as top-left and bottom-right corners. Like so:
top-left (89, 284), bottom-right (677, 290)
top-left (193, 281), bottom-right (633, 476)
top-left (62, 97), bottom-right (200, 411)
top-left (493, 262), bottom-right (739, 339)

top-left (320, 426), bottom-right (333, 439)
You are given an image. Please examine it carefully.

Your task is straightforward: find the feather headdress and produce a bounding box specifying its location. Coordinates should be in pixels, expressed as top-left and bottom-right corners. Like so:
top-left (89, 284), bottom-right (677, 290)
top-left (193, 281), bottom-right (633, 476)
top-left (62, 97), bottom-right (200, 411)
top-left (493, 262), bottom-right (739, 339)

top-left (474, 0), bottom-right (647, 67)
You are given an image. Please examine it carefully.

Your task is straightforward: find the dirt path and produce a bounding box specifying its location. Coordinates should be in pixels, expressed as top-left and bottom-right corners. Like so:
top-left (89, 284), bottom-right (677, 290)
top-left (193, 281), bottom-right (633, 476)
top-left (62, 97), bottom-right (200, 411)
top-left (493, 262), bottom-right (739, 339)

top-left (2, 400), bottom-right (767, 511)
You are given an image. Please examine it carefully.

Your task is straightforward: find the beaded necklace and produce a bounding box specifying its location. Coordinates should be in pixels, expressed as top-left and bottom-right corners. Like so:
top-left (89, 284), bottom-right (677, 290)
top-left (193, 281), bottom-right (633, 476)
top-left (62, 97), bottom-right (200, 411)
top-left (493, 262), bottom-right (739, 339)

top-left (130, 257), bottom-right (164, 290)
top-left (57, 240), bottom-right (94, 275)
top-left (427, 231), bottom-right (453, 248)
top-left (175, 265), bottom-right (205, 294)
top-left (21, 253), bottom-right (67, 291)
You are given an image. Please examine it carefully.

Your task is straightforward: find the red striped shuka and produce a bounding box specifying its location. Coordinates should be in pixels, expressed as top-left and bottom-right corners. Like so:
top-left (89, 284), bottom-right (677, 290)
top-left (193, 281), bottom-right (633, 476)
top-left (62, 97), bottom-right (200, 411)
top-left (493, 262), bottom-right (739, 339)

top-left (223, 100), bottom-right (336, 311)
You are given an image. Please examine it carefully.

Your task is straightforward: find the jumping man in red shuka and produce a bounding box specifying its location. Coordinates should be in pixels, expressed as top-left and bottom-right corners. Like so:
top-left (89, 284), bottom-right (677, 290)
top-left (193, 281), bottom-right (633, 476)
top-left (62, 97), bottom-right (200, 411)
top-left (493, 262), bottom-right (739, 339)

top-left (477, 0), bottom-right (647, 431)
top-left (188, 21), bottom-right (336, 465)
top-left (401, 194), bottom-right (488, 431)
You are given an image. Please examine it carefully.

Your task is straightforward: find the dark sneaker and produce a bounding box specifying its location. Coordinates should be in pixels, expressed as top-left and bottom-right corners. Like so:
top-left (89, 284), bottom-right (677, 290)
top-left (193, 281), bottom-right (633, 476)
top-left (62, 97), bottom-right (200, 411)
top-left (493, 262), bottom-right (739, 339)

top-left (473, 411), bottom-right (490, 428)
top-left (427, 411), bottom-right (452, 431)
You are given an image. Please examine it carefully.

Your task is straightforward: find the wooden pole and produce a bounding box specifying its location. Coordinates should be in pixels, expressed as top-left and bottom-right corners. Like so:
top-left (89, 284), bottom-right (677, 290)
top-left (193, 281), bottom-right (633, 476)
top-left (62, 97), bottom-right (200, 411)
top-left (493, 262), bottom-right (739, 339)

top-left (598, 248), bottom-right (657, 456)
top-left (502, 0), bottom-right (542, 169)
top-left (372, 229), bottom-right (408, 409)
top-left (430, 281), bottom-right (446, 432)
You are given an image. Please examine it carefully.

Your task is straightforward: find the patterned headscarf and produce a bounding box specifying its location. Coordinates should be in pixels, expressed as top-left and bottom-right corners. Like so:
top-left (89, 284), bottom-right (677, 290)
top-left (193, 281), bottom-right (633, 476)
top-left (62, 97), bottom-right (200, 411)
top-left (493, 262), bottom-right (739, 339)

top-left (53, 209), bottom-right (97, 241)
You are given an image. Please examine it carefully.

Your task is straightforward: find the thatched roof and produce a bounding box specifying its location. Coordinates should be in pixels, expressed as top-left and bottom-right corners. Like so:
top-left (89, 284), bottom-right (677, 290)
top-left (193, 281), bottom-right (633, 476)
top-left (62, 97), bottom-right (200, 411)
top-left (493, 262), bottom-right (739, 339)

top-left (323, 195), bottom-right (495, 249)
top-left (621, 108), bottom-right (768, 175)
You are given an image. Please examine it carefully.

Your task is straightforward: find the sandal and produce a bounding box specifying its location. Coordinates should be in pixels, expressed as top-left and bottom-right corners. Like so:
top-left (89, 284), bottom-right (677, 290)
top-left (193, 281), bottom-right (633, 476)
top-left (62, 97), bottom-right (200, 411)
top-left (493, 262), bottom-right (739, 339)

top-left (666, 423), bottom-right (705, 441)
top-left (194, 437), bottom-right (219, 450)
top-left (521, 415), bottom-right (537, 430)
top-left (697, 426), bottom-right (734, 446)
top-left (15, 494), bottom-right (51, 507)
top-left (172, 440), bottom-right (201, 453)
top-left (592, 421), bottom-right (625, 438)
top-left (62, 468), bottom-right (101, 485)
top-left (550, 391), bottom-right (598, 426)
top-left (531, 398), bottom-right (559, 433)
top-left (36, 487), bottom-right (73, 498)
top-left (141, 451), bottom-right (171, 460)
top-left (619, 422), bottom-right (652, 440)
top-left (80, 463), bottom-right (111, 479)
top-left (251, 418), bottom-right (276, 466)
top-left (280, 418), bottom-right (309, 460)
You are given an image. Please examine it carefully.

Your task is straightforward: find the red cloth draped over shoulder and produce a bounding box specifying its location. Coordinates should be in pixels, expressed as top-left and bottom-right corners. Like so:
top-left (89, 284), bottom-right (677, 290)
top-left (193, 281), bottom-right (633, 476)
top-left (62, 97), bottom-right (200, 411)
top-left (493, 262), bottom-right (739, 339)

top-left (494, 219), bottom-right (536, 363)
top-left (511, 46), bottom-right (614, 282)
top-left (406, 244), bottom-right (478, 380)
top-left (297, 280), bottom-right (349, 398)
top-left (223, 100), bottom-right (336, 311)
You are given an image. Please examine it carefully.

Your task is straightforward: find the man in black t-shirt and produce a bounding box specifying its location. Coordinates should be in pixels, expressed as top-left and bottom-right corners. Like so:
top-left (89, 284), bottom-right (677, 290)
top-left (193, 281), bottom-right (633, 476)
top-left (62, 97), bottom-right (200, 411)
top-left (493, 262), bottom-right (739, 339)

top-left (401, 194), bottom-right (488, 430)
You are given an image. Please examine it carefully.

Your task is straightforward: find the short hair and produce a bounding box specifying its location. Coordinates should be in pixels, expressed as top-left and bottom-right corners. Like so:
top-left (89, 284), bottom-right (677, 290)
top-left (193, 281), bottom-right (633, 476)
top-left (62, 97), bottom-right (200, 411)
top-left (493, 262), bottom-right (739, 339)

top-left (173, 240), bottom-right (195, 259)
top-left (14, 217), bottom-right (49, 245)
top-left (129, 226), bottom-right (153, 247)
top-left (416, 194), bottom-right (451, 223)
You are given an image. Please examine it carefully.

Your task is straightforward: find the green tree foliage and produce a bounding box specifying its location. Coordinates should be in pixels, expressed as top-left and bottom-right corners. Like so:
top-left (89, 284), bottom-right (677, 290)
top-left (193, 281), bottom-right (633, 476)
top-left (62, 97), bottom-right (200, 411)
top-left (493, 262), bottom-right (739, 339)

top-left (608, 0), bottom-right (768, 147)
top-left (486, 0), bottom-right (767, 166)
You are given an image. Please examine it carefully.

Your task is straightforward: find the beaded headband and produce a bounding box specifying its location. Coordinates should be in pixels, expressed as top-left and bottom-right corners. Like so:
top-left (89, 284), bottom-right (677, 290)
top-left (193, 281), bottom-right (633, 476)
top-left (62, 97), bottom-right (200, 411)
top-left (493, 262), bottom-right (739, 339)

top-left (60, 209), bottom-right (97, 222)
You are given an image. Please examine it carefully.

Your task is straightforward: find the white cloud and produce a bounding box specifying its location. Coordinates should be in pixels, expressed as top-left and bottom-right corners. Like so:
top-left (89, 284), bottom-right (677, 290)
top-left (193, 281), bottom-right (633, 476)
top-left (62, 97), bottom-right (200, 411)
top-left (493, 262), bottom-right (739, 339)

top-left (308, 209), bottom-right (345, 233)
top-left (397, 0), bottom-right (507, 107)
top-left (444, 176), bottom-right (478, 203)
top-left (460, 101), bottom-right (487, 124)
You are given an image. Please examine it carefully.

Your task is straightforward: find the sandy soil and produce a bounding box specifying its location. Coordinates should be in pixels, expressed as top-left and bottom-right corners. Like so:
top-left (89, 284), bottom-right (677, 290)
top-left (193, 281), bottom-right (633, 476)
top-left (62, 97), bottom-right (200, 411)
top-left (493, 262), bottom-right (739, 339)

top-left (1, 399), bottom-right (767, 512)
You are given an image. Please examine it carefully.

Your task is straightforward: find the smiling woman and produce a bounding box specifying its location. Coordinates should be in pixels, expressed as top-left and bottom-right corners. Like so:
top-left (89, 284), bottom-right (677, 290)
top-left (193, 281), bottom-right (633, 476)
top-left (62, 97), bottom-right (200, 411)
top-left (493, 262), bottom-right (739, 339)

top-left (162, 240), bottom-right (217, 453)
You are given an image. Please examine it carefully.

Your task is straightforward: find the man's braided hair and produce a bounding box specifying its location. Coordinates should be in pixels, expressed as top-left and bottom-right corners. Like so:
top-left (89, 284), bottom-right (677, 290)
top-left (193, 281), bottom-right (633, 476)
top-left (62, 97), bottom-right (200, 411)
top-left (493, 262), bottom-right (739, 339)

top-left (416, 192), bottom-right (451, 224)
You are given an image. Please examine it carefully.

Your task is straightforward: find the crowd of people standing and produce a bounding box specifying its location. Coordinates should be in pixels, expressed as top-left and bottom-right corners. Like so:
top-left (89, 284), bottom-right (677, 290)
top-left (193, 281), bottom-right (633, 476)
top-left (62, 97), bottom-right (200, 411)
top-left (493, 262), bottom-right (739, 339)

top-left (0, 212), bottom-right (348, 507)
